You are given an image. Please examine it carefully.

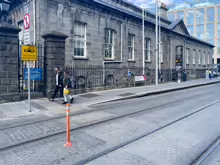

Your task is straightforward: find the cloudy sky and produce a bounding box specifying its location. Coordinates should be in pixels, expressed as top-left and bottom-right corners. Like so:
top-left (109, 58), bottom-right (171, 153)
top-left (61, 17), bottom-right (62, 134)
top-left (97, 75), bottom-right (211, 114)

top-left (127, 0), bottom-right (220, 9)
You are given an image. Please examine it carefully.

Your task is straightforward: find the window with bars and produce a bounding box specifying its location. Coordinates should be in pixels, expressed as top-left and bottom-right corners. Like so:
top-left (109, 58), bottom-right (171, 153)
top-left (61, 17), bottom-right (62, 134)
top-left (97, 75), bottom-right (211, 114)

top-left (104, 29), bottom-right (114, 59)
top-left (74, 22), bottom-right (87, 57)
top-left (186, 48), bottom-right (189, 64)
top-left (193, 49), bottom-right (196, 64)
top-left (198, 50), bottom-right (201, 65)
top-left (18, 21), bottom-right (24, 45)
top-left (128, 34), bottom-right (134, 60)
top-left (145, 38), bottom-right (151, 61)
top-left (203, 52), bottom-right (206, 64)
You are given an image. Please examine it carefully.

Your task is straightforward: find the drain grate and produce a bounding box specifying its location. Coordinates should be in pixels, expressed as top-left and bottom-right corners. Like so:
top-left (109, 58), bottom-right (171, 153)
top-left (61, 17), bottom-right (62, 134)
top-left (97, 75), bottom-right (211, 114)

top-left (31, 102), bottom-right (48, 111)
top-left (118, 93), bottom-right (135, 97)
top-left (80, 93), bottom-right (99, 98)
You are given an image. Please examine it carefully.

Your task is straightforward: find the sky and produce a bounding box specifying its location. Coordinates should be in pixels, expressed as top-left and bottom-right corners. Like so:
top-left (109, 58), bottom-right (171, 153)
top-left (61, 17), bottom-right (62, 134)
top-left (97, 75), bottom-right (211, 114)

top-left (126, 0), bottom-right (220, 10)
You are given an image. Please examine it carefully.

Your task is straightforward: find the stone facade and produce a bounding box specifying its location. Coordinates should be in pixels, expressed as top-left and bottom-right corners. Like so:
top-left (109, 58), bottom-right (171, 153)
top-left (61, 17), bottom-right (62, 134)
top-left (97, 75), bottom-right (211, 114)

top-left (8, 0), bottom-right (214, 70)
top-left (42, 31), bottom-right (68, 97)
top-left (4, 0), bottom-right (214, 96)
top-left (0, 24), bottom-right (21, 103)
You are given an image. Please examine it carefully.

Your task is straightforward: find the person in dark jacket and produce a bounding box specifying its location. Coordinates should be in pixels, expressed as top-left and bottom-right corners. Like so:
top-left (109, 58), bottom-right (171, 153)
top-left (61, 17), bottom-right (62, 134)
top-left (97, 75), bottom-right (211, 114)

top-left (50, 66), bottom-right (64, 101)
top-left (63, 70), bottom-right (74, 104)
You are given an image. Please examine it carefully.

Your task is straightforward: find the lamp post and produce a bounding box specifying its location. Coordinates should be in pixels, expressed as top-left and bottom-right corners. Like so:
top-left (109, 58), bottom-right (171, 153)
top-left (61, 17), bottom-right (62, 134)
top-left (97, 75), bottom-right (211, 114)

top-left (0, 0), bottom-right (11, 24)
top-left (155, 0), bottom-right (159, 86)
top-left (142, 5), bottom-right (145, 76)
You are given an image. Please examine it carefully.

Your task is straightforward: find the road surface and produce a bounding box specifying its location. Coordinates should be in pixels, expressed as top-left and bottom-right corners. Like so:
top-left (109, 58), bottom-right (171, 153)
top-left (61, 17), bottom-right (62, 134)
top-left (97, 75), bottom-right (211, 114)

top-left (0, 84), bottom-right (220, 165)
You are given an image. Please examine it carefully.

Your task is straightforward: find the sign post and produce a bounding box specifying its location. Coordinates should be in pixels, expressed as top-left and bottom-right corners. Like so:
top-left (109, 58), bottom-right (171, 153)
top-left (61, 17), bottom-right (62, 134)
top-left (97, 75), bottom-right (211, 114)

top-left (24, 14), bottom-right (30, 45)
top-left (28, 62), bottom-right (31, 112)
top-left (22, 45), bottom-right (38, 112)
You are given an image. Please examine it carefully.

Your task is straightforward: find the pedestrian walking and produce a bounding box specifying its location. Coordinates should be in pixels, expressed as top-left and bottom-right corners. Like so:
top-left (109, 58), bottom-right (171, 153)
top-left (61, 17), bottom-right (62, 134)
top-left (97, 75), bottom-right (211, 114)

top-left (205, 69), bottom-right (209, 80)
top-left (209, 70), bottom-right (212, 80)
top-left (160, 72), bottom-right (163, 83)
top-left (50, 66), bottom-right (64, 101)
top-left (63, 70), bottom-right (74, 104)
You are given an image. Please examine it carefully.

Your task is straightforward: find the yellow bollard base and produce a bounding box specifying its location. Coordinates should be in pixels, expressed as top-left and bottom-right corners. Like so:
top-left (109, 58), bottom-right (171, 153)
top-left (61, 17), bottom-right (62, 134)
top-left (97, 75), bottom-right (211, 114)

top-left (64, 141), bottom-right (73, 147)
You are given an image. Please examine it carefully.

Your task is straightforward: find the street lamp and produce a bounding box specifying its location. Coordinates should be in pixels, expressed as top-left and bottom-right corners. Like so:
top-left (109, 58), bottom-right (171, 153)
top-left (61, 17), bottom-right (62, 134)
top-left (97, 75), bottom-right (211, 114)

top-left (155, 0), bottom-right (159, 86)
top-left (0, 0), bottom-right (11, 23)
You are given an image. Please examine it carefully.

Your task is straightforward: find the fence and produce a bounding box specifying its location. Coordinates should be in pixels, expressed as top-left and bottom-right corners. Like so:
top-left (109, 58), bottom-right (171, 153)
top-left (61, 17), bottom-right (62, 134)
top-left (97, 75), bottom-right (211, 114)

top-left (65, 66), bottom-right (206, 94)
top-left (18, 44), bottom-right (46, 99)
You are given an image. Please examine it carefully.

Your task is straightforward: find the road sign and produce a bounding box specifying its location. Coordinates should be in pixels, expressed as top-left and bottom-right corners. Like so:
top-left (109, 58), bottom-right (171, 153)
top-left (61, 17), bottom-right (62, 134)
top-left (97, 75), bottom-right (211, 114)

top-left (22, 46), bottom-right (37, 61)
top-left (135, 76), bottom-right (145, 82)
top-left (24, 29), bottom-right (30, 45)
top-left (24, 14), bottom-right (30, 30)
top-left (23, 68), bottom-right (42, 80)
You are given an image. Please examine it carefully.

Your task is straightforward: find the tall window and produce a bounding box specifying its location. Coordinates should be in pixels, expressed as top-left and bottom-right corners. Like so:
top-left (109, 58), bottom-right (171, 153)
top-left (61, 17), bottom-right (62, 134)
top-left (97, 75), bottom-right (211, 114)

top-left (207, 53), bottom-right (210, 64)
top-left (186, 48), bottom-right (189, 64)
top-left (198, 50), bottom-right (201, 65)
top-left (187, 26), bottom-right (194, 36)
top-left (193, 49), bottom-right (196, 64)
top-left (196, 9), bottom-right (204, 24)
top-left (145, 38), bottom-right (151, 61)
top-left (186, 10), bottom-right (194, 25)
top-left (218, 7), bottom-right (220, 23)
top-left (207, 8), bottom-right (214, 23)
top-left (159, 44), bottom-right (163, 62)
top-left (104, 29), bottom-right (114, 59)
top-left (218, 24), bottom-right (220, 39)
top-left (74, 22), bottom-right (86, 57)
top-left (168, 13), bottom-right (175, 21)
top-left (206, 24), bottom-right (214, 41)
top-left (177, 11), bottom-right (184, 19)
top-left (18, 21), bottom-right (24, 45)
top-left (197, 25), bottom-right (204, 40)
top-left (128, 34), bottom-right (134, 60)
top-left (203, 52), bottom-right (206, 64)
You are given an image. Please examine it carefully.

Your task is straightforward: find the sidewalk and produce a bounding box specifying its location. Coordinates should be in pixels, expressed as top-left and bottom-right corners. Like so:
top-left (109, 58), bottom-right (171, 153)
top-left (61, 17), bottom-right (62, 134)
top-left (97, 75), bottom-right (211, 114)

top-left (0, 79), bottom-right (219, 124)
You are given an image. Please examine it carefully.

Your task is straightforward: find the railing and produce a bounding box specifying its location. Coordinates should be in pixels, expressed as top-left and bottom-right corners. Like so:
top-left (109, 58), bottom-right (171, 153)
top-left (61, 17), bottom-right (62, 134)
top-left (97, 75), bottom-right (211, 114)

top-left (18, 44), bottom-right (46, 99)
top-left (65, 66), bottom-right (207, 94)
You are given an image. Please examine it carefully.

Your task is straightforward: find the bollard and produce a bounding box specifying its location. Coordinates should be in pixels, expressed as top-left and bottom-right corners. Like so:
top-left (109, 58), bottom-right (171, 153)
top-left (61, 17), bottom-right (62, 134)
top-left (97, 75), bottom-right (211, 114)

top-left (64, 103), bottom-right (72, 147)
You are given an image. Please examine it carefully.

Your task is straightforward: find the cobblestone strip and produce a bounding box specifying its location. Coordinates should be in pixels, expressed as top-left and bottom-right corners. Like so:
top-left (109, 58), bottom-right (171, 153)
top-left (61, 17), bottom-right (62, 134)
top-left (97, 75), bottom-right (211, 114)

top-left (0, 120), bottom-right (66, 150)
top-left (0, 91), bottom-right (216, 151)
top-left (0, 111), bottom-right (115, 150)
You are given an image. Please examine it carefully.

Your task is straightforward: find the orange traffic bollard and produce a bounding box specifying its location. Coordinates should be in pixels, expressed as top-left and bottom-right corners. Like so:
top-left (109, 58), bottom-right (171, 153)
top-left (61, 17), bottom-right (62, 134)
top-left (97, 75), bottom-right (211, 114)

top-left (64, 103), bottom-right (72, 147)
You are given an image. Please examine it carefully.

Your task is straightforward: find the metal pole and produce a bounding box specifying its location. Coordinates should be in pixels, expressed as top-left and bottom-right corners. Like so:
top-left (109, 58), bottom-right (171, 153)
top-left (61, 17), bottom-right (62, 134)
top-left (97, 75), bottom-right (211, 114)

top-left (155, 0), bottom-right (158, 85)
top-left (28, 61), bottom-right (31, 112)
top-left (142, 6), bottom-right (145, 76)
top-left (159, 2), bottom-right (161, 82)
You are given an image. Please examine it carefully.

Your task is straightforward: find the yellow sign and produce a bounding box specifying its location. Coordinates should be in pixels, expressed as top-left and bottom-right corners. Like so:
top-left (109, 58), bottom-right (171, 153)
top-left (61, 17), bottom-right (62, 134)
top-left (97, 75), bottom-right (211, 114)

top-left (22, 46), bottom-right (38, 61)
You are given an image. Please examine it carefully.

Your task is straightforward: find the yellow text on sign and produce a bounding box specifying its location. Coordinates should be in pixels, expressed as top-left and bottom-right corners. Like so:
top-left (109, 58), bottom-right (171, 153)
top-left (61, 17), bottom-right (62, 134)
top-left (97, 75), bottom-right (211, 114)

top-left (22, 46), bottom-right (38, 61)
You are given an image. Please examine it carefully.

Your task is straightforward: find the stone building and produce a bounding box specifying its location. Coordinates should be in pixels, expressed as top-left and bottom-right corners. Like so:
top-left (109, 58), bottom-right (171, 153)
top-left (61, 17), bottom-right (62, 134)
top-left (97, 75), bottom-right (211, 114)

top-left (8, 0), bottom-right (214, 67)
top-left (5, 0), bottom-right (214, 93)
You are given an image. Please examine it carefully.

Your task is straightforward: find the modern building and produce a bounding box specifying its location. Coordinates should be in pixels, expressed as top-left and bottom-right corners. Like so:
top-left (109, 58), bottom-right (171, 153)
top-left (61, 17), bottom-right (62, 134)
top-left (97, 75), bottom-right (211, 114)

top-left (168, 2), bottom-right (220, 64)
top-left (6, 0), bottom-right (214, 84)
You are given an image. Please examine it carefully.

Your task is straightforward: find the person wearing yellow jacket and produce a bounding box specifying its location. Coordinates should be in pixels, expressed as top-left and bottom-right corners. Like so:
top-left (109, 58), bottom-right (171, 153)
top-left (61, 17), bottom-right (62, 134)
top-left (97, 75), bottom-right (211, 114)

top-left (63, 70), bottom-right (74, 104)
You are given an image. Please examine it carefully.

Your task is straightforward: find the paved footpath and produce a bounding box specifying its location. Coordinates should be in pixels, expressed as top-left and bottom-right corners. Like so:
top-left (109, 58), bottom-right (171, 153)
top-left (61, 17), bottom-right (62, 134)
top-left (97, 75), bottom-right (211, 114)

top-left (0, 79), bottom-right (219, 128)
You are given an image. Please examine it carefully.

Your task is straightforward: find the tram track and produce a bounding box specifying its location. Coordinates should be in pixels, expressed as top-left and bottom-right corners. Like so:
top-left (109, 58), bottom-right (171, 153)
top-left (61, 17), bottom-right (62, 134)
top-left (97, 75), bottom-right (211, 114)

top-left (0, 89), bottom-right (218, 154)
top-left (75, 100), bottom-right (220, 165)
top-left (0, 86), bottom-right (211, 131)
top-left (192, 137), bottom-right (220, 165)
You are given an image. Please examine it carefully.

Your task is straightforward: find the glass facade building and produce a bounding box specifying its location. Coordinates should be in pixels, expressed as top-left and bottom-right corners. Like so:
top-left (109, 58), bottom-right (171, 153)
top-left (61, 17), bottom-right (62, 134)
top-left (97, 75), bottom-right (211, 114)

top-left (168, 4), bottom-right (220, 64)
